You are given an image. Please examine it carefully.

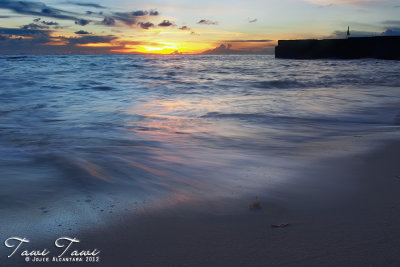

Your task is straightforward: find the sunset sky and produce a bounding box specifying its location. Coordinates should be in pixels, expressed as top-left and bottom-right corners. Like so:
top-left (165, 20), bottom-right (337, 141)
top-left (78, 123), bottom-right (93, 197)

top-left (0, 0), bottom-right (399, 54)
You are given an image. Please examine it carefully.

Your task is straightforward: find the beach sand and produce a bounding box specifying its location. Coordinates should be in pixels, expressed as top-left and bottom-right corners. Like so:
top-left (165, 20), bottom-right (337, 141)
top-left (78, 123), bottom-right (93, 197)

top-left (4, 140), bottom-right (400, 266)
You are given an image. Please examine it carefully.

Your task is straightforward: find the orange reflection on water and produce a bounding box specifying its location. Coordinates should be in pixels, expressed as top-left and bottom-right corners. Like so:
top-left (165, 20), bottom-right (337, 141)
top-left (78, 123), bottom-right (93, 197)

top-left (77, 158), bottom-right (110, 182)
top-left (125, 99), bottom-right (211, 136)
top-left (130, 161), bottom-right (169, 178)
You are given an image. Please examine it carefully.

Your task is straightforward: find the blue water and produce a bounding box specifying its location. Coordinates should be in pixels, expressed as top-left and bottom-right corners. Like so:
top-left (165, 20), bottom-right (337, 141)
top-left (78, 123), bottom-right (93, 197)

top-left (0, 55), bottom-right (400, 223)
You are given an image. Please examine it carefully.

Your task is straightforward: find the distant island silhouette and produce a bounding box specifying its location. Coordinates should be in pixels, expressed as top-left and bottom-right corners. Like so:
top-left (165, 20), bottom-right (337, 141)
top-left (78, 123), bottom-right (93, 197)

top-left (275, 36), bottom-right (400, 60)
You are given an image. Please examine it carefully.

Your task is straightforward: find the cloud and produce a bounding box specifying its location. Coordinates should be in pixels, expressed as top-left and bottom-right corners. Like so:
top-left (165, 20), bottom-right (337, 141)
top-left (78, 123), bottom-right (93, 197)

top-left (41, 21), bottom-right (59, 26)
top-left (66, 2), bottom-right (106, 9)
top-left (75, 19), bottom-right (90, 26)
top-left (203, 44), bottom-right (234, 55)
top-left (0, 27), bottom-right (53, 50)
top-left (67, 35), bottom-right (117, 45)
top-left (0, 26), bottom-right (123, 54)
top-left (112, 12), bottom-right (138, 25)
top-left (21, 23), bottom-right (48, 30)
top-left (0, 0), bottom-right (161, 31)
top-left (0, 27), bottom-right (50, 37)
top-left (305, 0), bottom-right (383, 5)
top-left (224, 39), bottom-right (272, 43)
top-left (382, 20), bottom-right (400, 26)
top-left (149, 10), bottom-right (159, 16)
top-left (202, 44), bottom-right (234, 54)
top-left (248, 18), bottom-right (257, 23)
top-left (132, 10), bottom-right (148, 16)
top-left (0, 26), bottom-right (113, 42)
top-left (202, 43), bottom-right (274, 55)
top-left (103, 10), bottom-right (160, 26)
top-left (158, 20), bottom-right (174, 27)
top-left (138, 22), bottom-right (154, 29)
top-left (75, 30), bottom-right (91, 34)
top-left (197, 19), bottom-right (218, 25)
top-left (0, 0), bottom-right (87, 22)
top-left (178, 26), bottom-right (191, 31)
top-left (331, 30), bottom-right (379, 37)
top-left (381, 28), bottom-right (400, 36)
top-left (101, 17), bottom-right (115, 26)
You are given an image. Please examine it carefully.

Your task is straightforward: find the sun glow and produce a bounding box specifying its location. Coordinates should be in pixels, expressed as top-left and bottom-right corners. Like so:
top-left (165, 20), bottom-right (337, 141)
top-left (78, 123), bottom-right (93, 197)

top-left (110, 39), bottom-right (211, 54)
top-left (137, 42), bottom-right (179, 54)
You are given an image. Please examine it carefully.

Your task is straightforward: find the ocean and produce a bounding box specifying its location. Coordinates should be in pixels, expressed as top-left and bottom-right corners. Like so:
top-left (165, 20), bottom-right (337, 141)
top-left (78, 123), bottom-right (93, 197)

top-left (1, 55), bottom-right (400, 236)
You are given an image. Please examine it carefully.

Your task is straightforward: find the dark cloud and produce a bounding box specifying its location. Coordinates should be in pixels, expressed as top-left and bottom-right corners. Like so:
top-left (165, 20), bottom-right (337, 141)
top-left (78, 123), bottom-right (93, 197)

top-left (132, 10), bottom-right (148, 16)
top-left (41, 21), bottom-right (59, 26)
top-left (158, 20), bottom-right (174, 27)
top-left (0, 15), bottom-right (11, 18)
top-left (108, 10), bottom-right (159, 26)
top-left (0, 26), bottom-right (120, 54)
top-left (101, 17), bottom-right (115, 26)
top-left (197, 19), bottom-right (218, 25)
top-left (179, 26), bottom-right (191, 31)
top-left (381, 28), bottom-right (400, 36)
top-left (0, 27), bottom-right (52, 52)
top-left (0, 1), bottom-right (160, 30)
top-left (75, 19), bottom-right (90, 26)
top-left (202, 44), bottom-right (233, 54)
top-left (67, 35), bottom-right (116, 45)
top-left (112, 12), bottom-right (137, 25)
top-left (0, 27), bottom-right (50, 37)
top-left (75, 30), bottom-right (91, 34)
top-left (0, 27), bottom-right (113, 44)
top-left (66, 2), bottom-right (106, 9)
top-left (21, 23), bottom-right (48, 30)
top-left (0, 0), bottom-right (87, 22)
top-left (202, 43), bottom-right (273, 55)
top-left (248, 18), bottom-right (257, 23)
top-left (41, 8), bottom-right (54, 15)
top-left (149, 10), bottom-right (159, 16)
top-left (138, 22), bottom-right (154, 30)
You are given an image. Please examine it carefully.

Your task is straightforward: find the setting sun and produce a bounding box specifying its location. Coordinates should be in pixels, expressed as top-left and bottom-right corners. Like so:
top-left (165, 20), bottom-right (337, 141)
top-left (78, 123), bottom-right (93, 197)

top-left (138, 42), bottom-right (179, 54)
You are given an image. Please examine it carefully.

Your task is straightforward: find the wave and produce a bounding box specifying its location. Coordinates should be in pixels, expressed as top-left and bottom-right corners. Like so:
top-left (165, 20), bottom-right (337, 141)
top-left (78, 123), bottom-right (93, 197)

top-left (200, 111), bottom-right (397, 126)
top-left (253, 79), bottom-right (308, 89)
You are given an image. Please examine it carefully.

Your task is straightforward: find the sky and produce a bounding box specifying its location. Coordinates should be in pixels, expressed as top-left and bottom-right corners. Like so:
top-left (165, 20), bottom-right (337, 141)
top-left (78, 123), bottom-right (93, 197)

top-left (0, 0), bottom-right (399, 54)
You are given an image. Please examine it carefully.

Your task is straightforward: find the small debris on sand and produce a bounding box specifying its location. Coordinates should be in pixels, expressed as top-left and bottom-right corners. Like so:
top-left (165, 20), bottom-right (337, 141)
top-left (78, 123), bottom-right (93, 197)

top-left (271, 222), bottom-right (291, 228)
top-left (249, 197), bottom-right (262, 210)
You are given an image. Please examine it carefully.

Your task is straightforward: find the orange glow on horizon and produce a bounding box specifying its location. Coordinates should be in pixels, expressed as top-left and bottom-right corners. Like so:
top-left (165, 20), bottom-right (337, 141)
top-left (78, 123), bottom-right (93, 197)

top-left (43, 38), bottom-right (69, 46)
top-left (110, 40), bottom-right (212, 54)
top-left (76, 43), bottom-right (116, 47)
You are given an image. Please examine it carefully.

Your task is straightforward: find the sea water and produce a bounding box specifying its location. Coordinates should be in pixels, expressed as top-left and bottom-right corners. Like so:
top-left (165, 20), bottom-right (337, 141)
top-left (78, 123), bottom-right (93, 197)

top-left (0, 55), bottom-right (399, 235)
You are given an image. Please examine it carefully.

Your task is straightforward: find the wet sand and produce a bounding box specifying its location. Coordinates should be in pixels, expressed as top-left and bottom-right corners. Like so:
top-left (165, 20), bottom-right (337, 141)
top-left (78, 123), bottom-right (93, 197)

top-left (3, 140), bottom-right (400, 266)
top-left (74, 141), bottom-right (400, 266)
